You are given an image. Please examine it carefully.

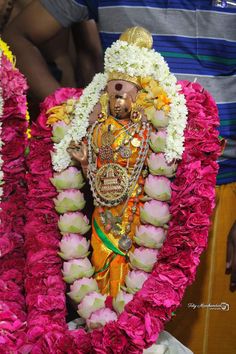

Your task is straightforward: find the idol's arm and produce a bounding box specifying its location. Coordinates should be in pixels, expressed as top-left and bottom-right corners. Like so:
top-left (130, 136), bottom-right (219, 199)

top-left (67, 140), bottom-right (88, 178)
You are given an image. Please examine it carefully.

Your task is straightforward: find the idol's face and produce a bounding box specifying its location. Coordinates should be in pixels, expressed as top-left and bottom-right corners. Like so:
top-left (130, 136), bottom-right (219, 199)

top-left (109, 93), bottom-right (133, 119)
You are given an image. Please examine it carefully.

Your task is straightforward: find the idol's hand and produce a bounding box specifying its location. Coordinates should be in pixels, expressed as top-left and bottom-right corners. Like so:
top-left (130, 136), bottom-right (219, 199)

top-left (67, 140), bottom-right (88, 176)
top-left (226, 220), bottom-right (236, 292)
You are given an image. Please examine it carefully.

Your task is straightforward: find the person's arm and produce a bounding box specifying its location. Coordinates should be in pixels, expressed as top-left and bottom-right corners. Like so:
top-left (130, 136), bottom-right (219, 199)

top-left (3, 1), bottom-right (63, 100)
top-left (72, 20), bottom-right (103, 87)
top-left (226, 220), bottom-right (236, 292)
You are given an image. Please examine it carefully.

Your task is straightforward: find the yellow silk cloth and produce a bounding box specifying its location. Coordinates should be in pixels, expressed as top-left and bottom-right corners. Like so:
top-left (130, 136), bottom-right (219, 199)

top-left (91, 116), bottom-right (145, 297)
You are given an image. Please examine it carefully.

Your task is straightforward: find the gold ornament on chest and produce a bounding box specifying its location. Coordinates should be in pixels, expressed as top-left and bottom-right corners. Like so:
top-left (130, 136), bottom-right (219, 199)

top-left (95, 163), bottom-right (129, 204)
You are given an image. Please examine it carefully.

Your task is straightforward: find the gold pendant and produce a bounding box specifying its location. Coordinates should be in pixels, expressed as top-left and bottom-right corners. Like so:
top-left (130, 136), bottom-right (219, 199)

top-left (95, 163), bottom-right (129, 205)
top-left (99, 145), bottom-right (114, 162)
top-left (118, 235), bottom-right (132, 251)
top-left (119, 145), bottom-right (132, 159)
top-left (131, 137), bottom-right (141, 147)
top-left (101, 131), bottom-right (115, 146)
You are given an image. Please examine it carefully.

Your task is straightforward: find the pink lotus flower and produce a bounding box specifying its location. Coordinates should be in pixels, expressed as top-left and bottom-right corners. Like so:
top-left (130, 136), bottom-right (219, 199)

top-left (52, 121), bottom-right (69, 143)
top-left (112, 291), bottom-right (133, 314)
top-left (147, 153), bottom-right (177, 177)
top-left (86, 308), bottom-right (117, 330)
top-left (68, 277), bottom-right (98, 303)
top-left (58, 212), bottom-right (90, 234)
top-left (140, 200), bottom-right (171, 226)
top-left (50, 167), bottom-right (85, 190)
top-left (124, 270), bottom-right (149, 294)
top-left (77, 292), bottom-right (106, 319)
top-left (135, 225), bottom-right (166, 249)
top-left (59, 234), bottom-right (90, 260)
top-left (62, 258), bottom-right (94, 283)
top-left (149, 130), bottom-right (167, 153)
top-left (145, 106), bottom-right (169, 128)
top-left (129, 247), bottom-right (158, 272)
top-left (54, 189), bottom-right (85, 214)
top-left (144, 175), bottom-right (171, 201)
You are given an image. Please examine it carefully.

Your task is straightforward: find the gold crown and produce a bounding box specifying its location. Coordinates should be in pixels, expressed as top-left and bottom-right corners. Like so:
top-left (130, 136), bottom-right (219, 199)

top-left (108, 71), bottom-right (140, 87)
top-left (106, 27), bottom-right (153, 87)
top-left (119, 27), bottom-right (153, 49)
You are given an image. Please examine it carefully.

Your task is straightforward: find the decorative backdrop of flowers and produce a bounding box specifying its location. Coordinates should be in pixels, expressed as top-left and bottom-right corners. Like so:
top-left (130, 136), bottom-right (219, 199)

top-left (0, 39), bottom-right (29, 351)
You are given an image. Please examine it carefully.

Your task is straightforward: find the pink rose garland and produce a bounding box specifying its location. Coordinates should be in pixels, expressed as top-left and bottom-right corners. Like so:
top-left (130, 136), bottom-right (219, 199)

top-left (0, 52), bottom-right (29, 350)
top-left (24, 81), bottom-right (221, 353)
top-left (23, 88), bottom-right (87, 353)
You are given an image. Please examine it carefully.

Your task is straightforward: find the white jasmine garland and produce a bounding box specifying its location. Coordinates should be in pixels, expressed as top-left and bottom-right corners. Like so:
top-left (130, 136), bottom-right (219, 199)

top-left (52, 39), bottom-right (188, 171)
top-left (52, 73), bottom-right (108, 171)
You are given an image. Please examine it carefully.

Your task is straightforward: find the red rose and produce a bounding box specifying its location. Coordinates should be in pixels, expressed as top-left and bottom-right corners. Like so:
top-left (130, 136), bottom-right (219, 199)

top-left (71, 329), bottom-right (91, 354)
top-left (118, 312), bottom-right (145, 347)
top-left (103, 322), bottom-right (128, 353)
top-left (139, 277), bottom-right (181, 308)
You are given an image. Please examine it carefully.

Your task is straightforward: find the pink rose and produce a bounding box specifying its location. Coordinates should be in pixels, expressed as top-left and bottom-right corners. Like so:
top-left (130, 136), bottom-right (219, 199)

top-left (0, 235), bottom-right (14, 258)
top-left (102, 322), bottom-right (128, 353)
top-left (139, 277), bottom-right (181, 308)
top-left (118, 312), bottom-right (145, 347)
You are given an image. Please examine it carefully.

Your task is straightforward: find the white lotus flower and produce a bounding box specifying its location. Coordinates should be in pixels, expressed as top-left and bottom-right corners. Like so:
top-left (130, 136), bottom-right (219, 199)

top-left (140, 200), bottom-right (171, 227)
top-left (112, 290), bottom-right (133, 314)
top-left (129, 247), bottom-right (158, 272)
top-left (77, 292), bottom-right (106, 319)
top-left (50, 167), bottom-right (85, 190)
top-left (67, 277), bottom-right (98, 303)
top-left (147, 153), bottom-right (177, 177)
top-left (124, 270), bottom-right (149, 294)
top-left (58, 212), bottom-right (90, 234)
top-left (86, 308), bottom-right (117, 330)
top-left (62, 258), bottom-right (94, 284)
top-left (59, 234), bottom-right (90, 260)
top-left (134, 225), bottom-right (166, 249)
top-left (54, 189), bottom-right (85, 214)
top-left (144, 175), bottom-right (171, 201)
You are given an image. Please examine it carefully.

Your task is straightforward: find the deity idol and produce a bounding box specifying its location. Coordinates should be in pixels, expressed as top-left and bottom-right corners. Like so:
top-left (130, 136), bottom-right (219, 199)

top-left (62, 27), bottom-right (178, 299)
top-left (50, 26), bottom-right (192, 328)
top-left (73, 81), bottom-right (151, 297)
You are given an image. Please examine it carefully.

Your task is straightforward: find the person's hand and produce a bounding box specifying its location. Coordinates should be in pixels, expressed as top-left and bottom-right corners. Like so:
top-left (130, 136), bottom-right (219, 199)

top-left (226, 220), bottom-right (236, 291)
top-left (67, 140), bottom-right (88, 176)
